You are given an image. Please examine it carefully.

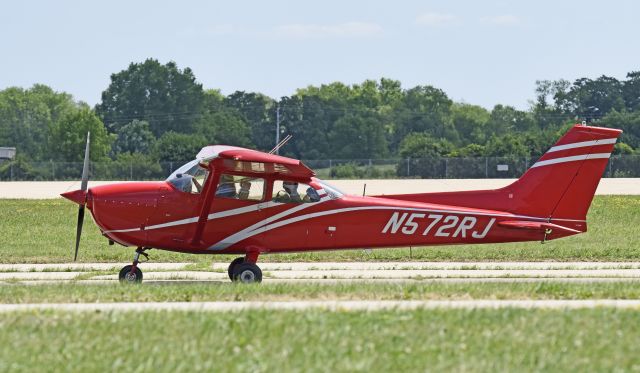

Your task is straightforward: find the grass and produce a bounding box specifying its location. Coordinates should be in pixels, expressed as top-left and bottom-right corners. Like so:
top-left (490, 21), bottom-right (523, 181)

top-left (3, 281), bottom-right (640, 303)
top-left (1, 309), bottom-right (640, 372)
top-left (1, 196), bottom-right (639, 263)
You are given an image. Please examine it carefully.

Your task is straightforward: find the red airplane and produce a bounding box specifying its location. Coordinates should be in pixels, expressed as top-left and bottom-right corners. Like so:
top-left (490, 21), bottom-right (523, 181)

top-left (62, 124), bottom-right (621, 283)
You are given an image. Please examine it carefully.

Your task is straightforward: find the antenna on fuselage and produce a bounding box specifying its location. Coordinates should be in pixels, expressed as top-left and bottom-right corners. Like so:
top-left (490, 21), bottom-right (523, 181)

top-left (269, 134), bottom-right (292, 154)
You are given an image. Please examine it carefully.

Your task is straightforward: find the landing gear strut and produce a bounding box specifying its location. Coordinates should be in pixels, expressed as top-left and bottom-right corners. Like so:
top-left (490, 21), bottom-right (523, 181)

top-left (119, 247), bottom-right (149, 284)
top-left (228, 252), bottom-right (262, 283)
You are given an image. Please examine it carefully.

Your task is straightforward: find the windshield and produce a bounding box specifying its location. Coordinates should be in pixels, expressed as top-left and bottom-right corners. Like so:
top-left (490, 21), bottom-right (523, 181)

top-left (317, 180), bottom-right (345, 199)
top-left (166, 160), bottom-right (209, 194)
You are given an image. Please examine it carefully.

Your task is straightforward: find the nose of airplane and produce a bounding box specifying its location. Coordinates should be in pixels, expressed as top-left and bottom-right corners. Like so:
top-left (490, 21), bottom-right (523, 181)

top-left (61, 189), bottom-right (87, 206)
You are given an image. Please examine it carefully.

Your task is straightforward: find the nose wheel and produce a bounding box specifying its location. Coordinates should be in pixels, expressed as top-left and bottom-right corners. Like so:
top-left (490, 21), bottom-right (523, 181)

top-left (228, 255), bottom-right (262, 283)
top-left (119, 247), bottom-right (148, 284)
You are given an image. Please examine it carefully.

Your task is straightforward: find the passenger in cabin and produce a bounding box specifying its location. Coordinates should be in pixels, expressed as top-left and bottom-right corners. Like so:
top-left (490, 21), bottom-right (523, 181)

top-left (238, 180), bottom-right (251, 200)
top-left (216, 174), bottom-right (236, 198)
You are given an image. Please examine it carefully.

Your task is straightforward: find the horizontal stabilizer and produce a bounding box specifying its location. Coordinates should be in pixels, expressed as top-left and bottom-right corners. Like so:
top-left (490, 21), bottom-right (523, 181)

top-left (497, 221), bottom-right (581, 234)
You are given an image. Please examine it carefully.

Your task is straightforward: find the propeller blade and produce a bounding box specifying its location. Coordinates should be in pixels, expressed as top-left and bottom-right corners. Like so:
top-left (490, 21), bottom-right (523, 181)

top-left (73, 132), bottom-right (90, 261)
top-left (74, 205), bottom-right (85, 261)
top-left (80, 132), bottom-right (91, 192)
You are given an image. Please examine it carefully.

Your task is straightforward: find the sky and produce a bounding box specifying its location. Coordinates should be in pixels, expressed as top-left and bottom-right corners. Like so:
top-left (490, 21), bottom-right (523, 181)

top-left (0, 0), bottom-right (638, 110)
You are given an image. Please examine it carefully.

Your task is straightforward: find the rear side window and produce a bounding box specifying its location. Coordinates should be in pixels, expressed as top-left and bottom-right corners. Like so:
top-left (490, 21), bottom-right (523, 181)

top-left (216, 174), bottom-right (265, 201)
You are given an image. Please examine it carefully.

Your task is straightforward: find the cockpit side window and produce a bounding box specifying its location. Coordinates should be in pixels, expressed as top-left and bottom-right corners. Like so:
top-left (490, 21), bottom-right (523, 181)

top-left (166, 160), bottom-right (210, 194)
top-left (216, 174), bottom-right (265, 202)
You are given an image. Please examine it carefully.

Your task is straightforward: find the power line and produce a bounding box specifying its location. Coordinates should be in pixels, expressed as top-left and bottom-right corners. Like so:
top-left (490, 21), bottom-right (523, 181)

top-left (98, 103), bottom-right (604, 125)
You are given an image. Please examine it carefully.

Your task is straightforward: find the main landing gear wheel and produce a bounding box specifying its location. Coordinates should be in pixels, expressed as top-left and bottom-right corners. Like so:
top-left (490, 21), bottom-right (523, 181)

top-left (119, 265), bottom-right (143, 283)
top-left (232, 262), bottom-right (262, 283)
top-left (228, 257), bottom-right (245, 280)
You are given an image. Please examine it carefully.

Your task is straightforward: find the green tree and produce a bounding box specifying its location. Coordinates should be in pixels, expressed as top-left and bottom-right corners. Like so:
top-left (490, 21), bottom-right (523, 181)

top-left (393, 86), bottom-right (456, 150)
top-left (153, 132), bottom-right (207, 162)
top-left (112, 120), bottom-right (156, 155)
top-left (397, 133), bottom-right (453, 178)
top-left (194, 110), bottom-right (253, 147)
top-left (559, 76), bottom-right (625, 120)
top-left (484, 134), bottom-right (529, 157)
top-left (49, 107), bottom-right (113, 161)
top-left (328, 111), bottom-right (388, 159)
top-left (278, 95), bottom-right (332, 160)
top-left (398, 133), bottom-right (453, 158)
top-left (96, 59), bottom-right (205, 136)
top-left (0, 85), bottom-right (76, 161)
top-left (623, 71), bottom-right (640, 111)
top-left (487, 105), bottom-right (536, 135)
top-left (532, 79), bottom-right (572, 129)
top-left (450, 103), bottom-right (490, 144)
top-left (378, 78), bottom-right (404, 108)
top-left (111, 152), bottom-right (163, 180)
top-left (450, 143), bottom-right (486, 157)
top-left (614, 142), bottom-right (635, 155)
top-left (602, 110), bottom-right (640, 149)
top-left (224, 91), bottom-right (274, 151)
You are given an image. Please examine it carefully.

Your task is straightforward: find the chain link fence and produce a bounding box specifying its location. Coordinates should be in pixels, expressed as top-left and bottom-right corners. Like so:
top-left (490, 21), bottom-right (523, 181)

top-left (1, 156), bottom-right (639, 181)
top-left (305, 155), bottom-right (639, 179)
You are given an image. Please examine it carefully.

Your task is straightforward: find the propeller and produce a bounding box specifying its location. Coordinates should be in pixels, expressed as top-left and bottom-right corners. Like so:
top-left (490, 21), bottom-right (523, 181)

top-left (73, 132), bottom-right (91, 261)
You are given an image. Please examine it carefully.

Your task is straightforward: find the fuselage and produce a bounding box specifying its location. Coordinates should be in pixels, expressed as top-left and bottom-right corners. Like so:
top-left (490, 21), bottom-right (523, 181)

top-left (82, 179), bottom-right (582, 255)
top-left (64, 125), bottom-right (623, 257)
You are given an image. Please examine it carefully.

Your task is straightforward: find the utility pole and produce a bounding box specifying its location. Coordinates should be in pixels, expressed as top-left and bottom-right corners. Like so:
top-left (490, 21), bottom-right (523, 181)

top-left (275, 104), bottom-right (281, 155)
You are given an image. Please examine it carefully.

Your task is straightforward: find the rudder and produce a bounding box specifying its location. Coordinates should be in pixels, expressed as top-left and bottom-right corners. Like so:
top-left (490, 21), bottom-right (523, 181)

top-left (507, 124), bottom-right (621, 220)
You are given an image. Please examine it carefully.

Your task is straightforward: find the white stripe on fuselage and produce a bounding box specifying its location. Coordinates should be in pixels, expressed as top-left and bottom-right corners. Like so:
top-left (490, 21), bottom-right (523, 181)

top-left (207, 204), bottom-right (585, 251)
top-left (103, 200), bottom-right (284, 234)
top-left (208, 197), bottom-right (331, 250)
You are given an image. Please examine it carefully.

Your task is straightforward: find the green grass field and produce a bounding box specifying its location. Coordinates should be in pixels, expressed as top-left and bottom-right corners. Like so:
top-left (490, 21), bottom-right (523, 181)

top-left (2, 281), bottom-right (640, 303)
top-left (1, 196), bottom-right (639, 263)
top-left (2, 197), bottom-right (640, 372)
top-left (1, 309), bottom-right (639, 372)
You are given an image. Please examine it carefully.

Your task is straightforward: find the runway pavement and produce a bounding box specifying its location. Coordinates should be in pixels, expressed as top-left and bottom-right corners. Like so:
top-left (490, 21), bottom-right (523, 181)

top-left (3, 261), bottom-right (640, 284)
top-left (3, 261), bottom-right (640, 311)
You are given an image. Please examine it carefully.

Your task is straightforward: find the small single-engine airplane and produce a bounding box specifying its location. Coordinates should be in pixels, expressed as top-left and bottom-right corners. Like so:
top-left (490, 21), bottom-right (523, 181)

top-left (62, 124), bottom-right (621, 283)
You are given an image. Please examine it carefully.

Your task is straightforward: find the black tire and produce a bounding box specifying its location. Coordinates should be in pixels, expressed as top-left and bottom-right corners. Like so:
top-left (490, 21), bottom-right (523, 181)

top-left (232, 262), bottom-right (262, 283)
top-left (119, 265), bottom-right (143, 284)
top-left (228, 257), bottom-right (245, 280)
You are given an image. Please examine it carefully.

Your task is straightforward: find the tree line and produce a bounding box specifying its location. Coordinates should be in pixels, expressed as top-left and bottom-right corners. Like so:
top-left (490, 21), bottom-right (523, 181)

top-left (1, 59), bottom-right (639, 173)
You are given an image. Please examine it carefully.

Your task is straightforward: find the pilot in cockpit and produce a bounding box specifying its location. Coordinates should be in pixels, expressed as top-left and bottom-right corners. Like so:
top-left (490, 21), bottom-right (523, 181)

top-left (283, 181), bottom-right (302, 202)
